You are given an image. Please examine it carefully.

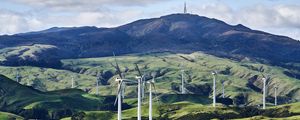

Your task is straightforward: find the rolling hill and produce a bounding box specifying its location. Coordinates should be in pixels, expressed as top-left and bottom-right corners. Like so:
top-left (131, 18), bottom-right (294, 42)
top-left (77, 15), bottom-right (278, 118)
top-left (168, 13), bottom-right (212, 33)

top-left (1, 52), bottom-right (300, 105)
top-left (0, 74), bottom-right (118, 119)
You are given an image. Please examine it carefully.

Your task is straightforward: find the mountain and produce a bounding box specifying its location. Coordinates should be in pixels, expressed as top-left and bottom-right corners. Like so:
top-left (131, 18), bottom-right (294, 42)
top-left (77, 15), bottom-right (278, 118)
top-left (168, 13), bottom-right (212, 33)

top-left (0, 13), bottom-right (300, 69)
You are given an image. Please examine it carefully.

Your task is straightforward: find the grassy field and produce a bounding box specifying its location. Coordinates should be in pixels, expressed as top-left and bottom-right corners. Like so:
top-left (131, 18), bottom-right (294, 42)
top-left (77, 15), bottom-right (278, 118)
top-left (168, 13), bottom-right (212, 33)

top-left (1, 52), bottom-right (300, 105)
top-left (60, 101), bottom-right (300, 120)
top-left (0, 112), bottom-right (23, 120)
top-left (1, 52), bottom-right (300, 119)
top-left (0, 74), bottom-right (117, 120)
top-left (60, 52), bottom-right (300, 104)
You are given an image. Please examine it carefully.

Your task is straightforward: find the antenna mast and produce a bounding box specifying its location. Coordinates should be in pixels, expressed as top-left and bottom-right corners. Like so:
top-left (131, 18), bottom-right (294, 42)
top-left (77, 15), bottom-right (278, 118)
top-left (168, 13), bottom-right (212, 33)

top-left (184, 2), bottom-right (187, 14)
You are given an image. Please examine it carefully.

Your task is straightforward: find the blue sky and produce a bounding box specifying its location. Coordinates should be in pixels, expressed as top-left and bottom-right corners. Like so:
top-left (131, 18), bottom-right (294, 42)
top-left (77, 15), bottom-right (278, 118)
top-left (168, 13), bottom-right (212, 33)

top-left (0, 0), bottom-right (300, 40)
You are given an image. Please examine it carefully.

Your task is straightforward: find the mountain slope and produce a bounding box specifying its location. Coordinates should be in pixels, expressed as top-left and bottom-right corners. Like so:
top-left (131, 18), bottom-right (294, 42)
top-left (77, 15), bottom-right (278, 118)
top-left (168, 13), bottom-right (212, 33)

top-left (0, 75), bottom-right (116, 119)
top-left (0, 14), bottom-right (299, 69)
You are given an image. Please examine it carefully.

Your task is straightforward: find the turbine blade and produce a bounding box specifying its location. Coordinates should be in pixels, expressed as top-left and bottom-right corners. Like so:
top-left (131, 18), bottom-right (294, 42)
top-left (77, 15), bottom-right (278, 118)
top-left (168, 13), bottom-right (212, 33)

top-left (122, 83), bottom-right (126, 99)
top-left (113, 52), bottom-right (123, 79)
top-left (261, 73), bottom-right (266, 78)
top-left (135, 64), bottom-right (143, 77)
top-left (151, 83), bottom-right (161, 106)
top-left (114, 81), bottom-right (123, 106)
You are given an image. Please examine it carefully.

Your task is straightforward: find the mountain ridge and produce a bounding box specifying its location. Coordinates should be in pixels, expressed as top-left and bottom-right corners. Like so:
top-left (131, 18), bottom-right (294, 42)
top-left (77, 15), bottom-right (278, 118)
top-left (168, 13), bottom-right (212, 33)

top-left (0, 13), bottom-right (299, 69)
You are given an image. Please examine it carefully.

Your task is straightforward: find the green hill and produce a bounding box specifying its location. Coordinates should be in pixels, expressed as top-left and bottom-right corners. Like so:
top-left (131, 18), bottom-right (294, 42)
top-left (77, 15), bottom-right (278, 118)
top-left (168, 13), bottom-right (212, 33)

top-left (1, 52), bottom-right (300, 105)
top-left (64, 101), bottom-right (300, 120)
top-left (0, 111), bottom-right (23, 120)
top-left (61, 52), bottom-right (300, 105)
top-left (0, 75), bottom-right (116, 119)
top-left (1, 52), bottom-right (300, 119)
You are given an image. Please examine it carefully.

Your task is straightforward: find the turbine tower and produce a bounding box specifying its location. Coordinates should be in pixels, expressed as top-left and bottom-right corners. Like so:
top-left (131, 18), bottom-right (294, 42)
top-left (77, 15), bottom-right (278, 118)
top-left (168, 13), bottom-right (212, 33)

top-left (211, 71), bottom-right (217, 107)
top-left (147, 72), bottom-right (159, 120)
top-left (114, 78), bottom-right (136, 120)
top-left (115, 78), bottom-right (123, 120)
top-left (181, 69), bottom-right (186, 94)
top-left (274, 84), bottom-right (278, 106)
top-left (71, 76), bottom-right (75, 88)
top-left (16, 70), bottom-right (21, 83)
top-left (221, 80), bottom-right (225, 98)
top-left (96, 77), bottom-right (99, 95)
top-left (136, 76), bottom-right (142, 120)
top-left (148, 80), bottom-right (153, 120)
top-left (135, 64), bottom-right (143, 120)
top-left (262, 77), bottom-right (267, 109)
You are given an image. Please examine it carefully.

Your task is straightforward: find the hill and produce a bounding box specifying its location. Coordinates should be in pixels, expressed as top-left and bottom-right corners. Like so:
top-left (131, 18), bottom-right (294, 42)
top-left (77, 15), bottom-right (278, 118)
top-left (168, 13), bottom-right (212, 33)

top-left (62, 101), bottom-right (300, 120)
top-left (1, 52), bottom-right (299, 105)
top-left (0, 75), bottom-right (117, 119)
top-left (0, 14), bottom-right (299, 70)
top-left (0, 111), bottom-right (23, 120)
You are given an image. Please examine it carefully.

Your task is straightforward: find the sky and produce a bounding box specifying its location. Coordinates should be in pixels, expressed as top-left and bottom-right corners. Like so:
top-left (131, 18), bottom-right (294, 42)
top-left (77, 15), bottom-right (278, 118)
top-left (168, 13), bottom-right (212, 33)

top-left (0, 0), bottom-right (300, 40)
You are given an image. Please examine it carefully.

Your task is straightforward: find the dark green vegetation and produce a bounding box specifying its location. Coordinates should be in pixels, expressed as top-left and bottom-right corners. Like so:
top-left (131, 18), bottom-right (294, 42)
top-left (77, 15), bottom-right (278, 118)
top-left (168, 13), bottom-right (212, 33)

top-left (1, 52), bottom-right (300, 119)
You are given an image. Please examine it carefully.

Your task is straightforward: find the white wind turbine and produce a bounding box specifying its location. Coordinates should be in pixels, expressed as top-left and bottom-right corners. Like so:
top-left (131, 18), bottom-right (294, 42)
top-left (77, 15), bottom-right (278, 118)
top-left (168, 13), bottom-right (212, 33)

top-left (147, 72), bottom-right (159, 120)
top-left (181, 69), bottom-right (186, 94)
top-left (96, 75), bottom-right (100, 95)
top-left (211, 71), bottom-right (217, 107)
top-left (112, 52), bottom-right (136, 120)
top-left (221, 79), bottom-right (225, 98)
top-left (274, 84), bottom-right (278, 106)
top-left (16, 70), bottom-right (21, 83)
top-left (135, 64), bottom-right (144, 120)
top-left (261, 74), bottom-right (269, 110)
top-left (114, 78), bottom-right (136, 120)
top-left (71, 75), bottom-right (75, 88)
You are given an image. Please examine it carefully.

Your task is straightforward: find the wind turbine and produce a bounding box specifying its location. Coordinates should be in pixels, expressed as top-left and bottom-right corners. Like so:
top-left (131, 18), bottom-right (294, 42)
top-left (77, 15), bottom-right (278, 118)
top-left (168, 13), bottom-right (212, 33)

top-left (135, 64), bottom-right (144, 120)
top-left (16, 70), bottom-right (21, 83)
top-left (211, 71), bottom-right (217, 107)
top-left (147, 72), bottom-right (158, 120)
top-left (71, 75), bottom-right (75, 88)
top-left (96, 74), bottom-right (100, 95)
top-left (261, 74), bottom-right (269, 109)
top-left (112, 52), bottom-right (136, 120)
top-left (221, 79), bottom-right (225, 98)
top-left (274, 84), bottom-right (278, 106)
top-left (114, 78), bottom-right (136, 120)
top-left (181, 69), bottom-right (186, 94)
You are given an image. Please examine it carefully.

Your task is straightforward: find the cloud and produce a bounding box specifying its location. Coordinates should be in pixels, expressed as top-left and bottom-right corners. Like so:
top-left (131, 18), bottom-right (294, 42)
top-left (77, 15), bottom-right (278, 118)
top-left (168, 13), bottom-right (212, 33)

top-left (0, 10), bottom-right (43, 34)
top-left (188, 3), bottom-right (300, 40)
top-left (11, 0), bottom-right (173, 12)
top-left (44, 10), bottom-right (143, 27)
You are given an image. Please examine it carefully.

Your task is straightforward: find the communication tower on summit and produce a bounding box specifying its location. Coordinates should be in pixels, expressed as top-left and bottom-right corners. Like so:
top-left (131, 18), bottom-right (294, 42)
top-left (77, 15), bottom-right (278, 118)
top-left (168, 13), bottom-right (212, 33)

top-left (184, 2), bottom-right (187, 14)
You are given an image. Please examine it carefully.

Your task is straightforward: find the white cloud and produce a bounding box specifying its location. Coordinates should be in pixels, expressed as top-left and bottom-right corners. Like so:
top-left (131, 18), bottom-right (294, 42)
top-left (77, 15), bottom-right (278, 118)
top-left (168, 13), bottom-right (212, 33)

top-left (0, 10), bottom-right (27, 34)
top-left (10, 0), bottom-right (172, 12)
top-left (188, 3), bottom-right (300, 40)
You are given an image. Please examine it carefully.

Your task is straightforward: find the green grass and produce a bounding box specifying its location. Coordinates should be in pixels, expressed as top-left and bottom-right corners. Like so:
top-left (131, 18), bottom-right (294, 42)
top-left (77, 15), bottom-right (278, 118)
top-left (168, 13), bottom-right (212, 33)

top-left (0, 112), bottom-right (23, 120)
top-left (0, 75), bottom-right (111, 112)
top-left (1, 52), bottom-right (300, 105)
top-left (78, 101), bottom-right (300, 120)
top-left (1, 52), bottom-right (300, 119)
top-left (60, 52), bottom-right (300, 104)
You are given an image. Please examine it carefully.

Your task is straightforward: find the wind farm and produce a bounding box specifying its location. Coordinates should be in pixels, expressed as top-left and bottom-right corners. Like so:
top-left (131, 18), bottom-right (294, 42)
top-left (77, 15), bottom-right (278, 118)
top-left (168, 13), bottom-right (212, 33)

top-left (0, 1), bottom-right (300, 120)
